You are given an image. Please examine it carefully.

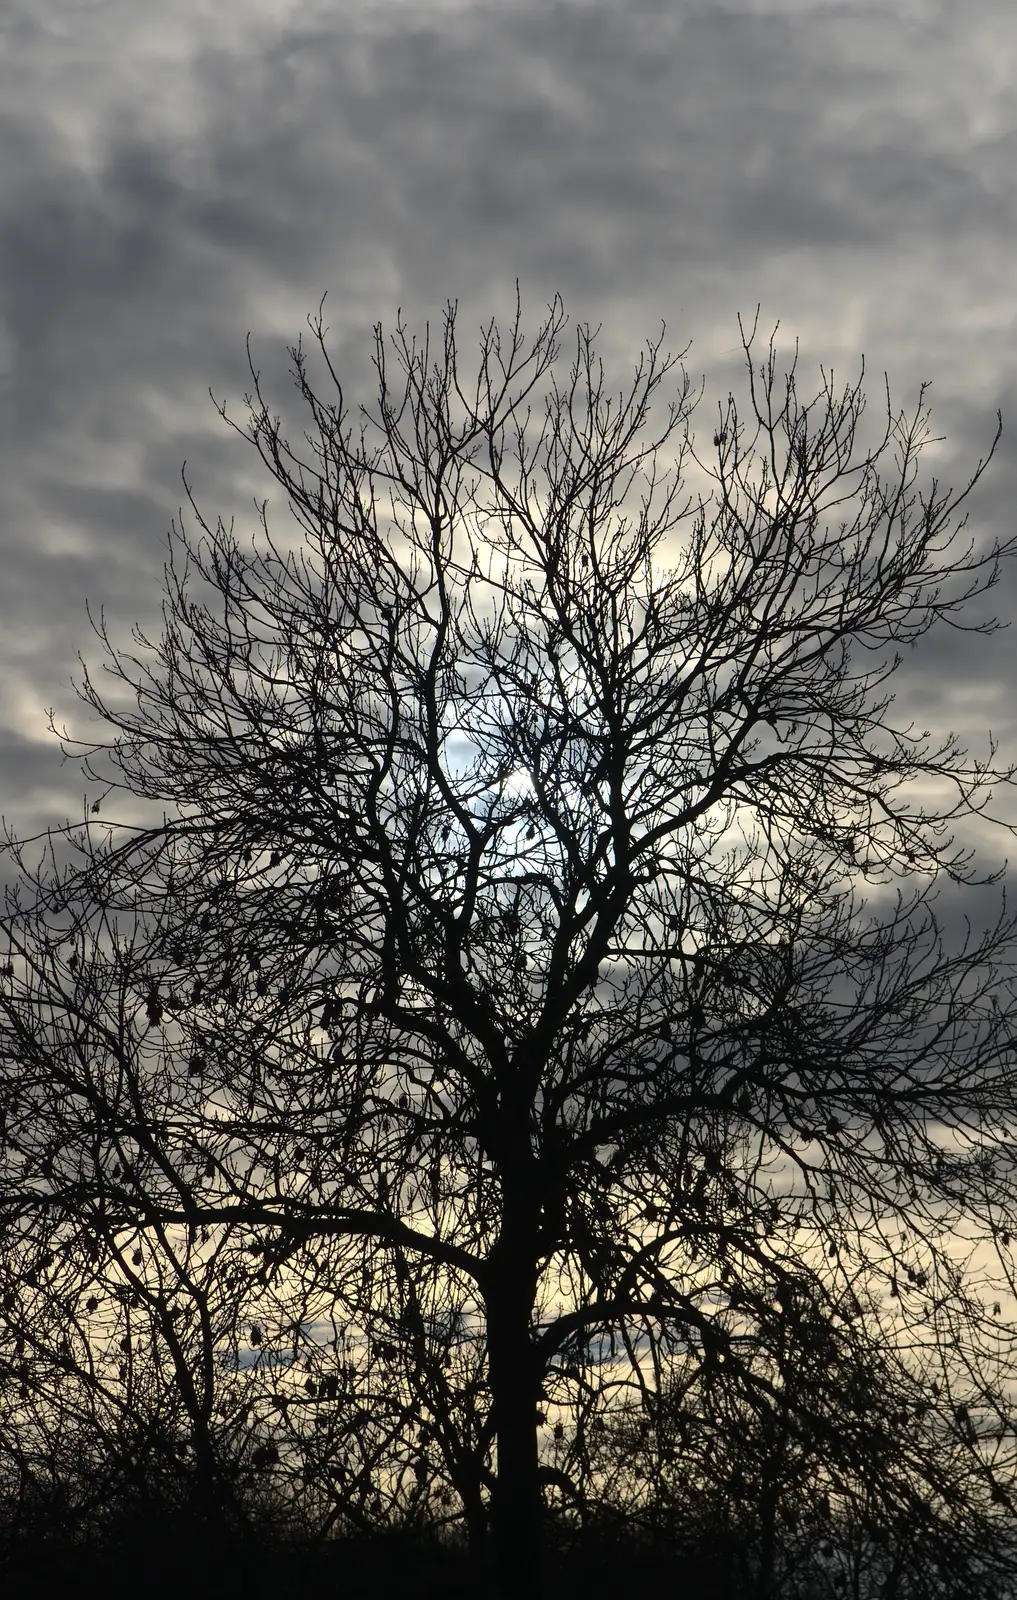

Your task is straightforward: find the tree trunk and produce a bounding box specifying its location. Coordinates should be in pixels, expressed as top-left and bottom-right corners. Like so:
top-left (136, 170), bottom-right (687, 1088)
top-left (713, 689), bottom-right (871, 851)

top-left (485, 1222), bottom-right (544, 1600)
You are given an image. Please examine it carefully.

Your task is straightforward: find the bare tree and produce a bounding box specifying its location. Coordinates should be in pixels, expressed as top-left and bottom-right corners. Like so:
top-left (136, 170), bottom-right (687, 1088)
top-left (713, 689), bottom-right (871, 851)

top-left (3, 290), bottom-right (1017, 1596)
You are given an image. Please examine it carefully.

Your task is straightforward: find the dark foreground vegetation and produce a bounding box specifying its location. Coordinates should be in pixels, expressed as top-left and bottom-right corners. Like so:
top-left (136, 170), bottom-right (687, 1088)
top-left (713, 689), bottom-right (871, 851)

top-left (2, 291), bottom-right (1017, 1597)
top-left (3, 1418), bottom-right (1012, 1600)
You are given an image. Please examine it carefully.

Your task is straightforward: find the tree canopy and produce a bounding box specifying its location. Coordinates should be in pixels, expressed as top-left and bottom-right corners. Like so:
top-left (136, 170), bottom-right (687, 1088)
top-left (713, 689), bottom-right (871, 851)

top-left (2, 291), bottom-right (1017, 1598)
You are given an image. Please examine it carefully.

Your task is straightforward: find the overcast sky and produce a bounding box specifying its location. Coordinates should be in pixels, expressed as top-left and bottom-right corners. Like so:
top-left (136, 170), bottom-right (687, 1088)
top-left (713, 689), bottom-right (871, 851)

top-left (1, 0), bottom-right (1015, 853)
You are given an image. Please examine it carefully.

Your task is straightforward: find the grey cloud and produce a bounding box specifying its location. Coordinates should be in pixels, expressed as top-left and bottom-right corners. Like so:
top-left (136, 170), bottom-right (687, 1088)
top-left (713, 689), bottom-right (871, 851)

top-left (0, 726), bottom-right (86, 833)
top-left (0, 0), bottom-right (1013, 843)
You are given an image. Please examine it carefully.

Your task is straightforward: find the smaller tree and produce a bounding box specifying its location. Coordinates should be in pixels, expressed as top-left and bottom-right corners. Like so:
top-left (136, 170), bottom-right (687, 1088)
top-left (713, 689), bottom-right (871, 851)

top-left (591, 1274), bottom-right (1017, 1600)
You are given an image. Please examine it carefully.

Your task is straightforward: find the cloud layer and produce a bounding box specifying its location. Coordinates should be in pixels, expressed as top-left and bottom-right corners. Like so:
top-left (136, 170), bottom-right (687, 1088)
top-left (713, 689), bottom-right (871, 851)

top-left (1, 0), bottom-right (1015, 838)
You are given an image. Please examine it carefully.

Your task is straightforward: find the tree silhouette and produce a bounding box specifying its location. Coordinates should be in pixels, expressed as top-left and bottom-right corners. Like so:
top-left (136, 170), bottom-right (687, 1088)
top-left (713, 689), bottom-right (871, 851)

top-left (3, 290), bottom-right (1017, 1596)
